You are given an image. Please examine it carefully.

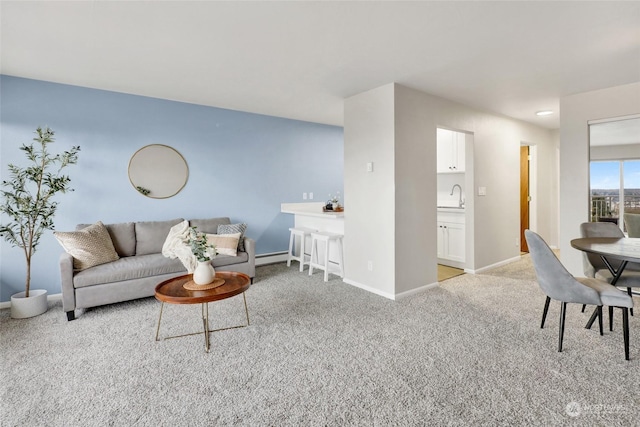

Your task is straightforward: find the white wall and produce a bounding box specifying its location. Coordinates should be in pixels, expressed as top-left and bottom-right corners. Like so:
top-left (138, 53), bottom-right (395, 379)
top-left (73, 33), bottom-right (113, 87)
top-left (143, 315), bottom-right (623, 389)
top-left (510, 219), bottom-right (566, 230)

top-left (559, 82), bottom-right (640, 275)
top-left (394, 85), bottom-right (439, 292)
top-left (344, 83), bottom-right (557, 298)
top-left (343, 84), bottom-right (397, 296)
top-left (393, 85), bottom-right (556, 271)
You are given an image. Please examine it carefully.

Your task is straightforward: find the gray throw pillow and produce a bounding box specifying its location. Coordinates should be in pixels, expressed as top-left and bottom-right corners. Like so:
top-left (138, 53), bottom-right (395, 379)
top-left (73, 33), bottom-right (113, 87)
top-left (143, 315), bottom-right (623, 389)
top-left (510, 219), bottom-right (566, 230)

top-left (189, 217), bottom-right (230, 234)
top-left (217, 223), bottom-right (247, 252)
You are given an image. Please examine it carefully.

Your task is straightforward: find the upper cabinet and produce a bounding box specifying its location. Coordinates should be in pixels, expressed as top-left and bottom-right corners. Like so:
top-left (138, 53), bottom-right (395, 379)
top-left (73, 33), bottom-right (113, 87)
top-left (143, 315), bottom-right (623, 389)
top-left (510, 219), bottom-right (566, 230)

top-left (437, 128), bottom-right (465, 173)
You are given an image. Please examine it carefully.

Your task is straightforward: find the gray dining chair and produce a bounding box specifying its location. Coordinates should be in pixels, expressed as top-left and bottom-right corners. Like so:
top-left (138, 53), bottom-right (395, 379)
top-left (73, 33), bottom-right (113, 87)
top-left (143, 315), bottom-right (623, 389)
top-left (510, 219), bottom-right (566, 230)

top-left (623, 213), bottom-right (640, 238)
top-left (580, 222), bottom-right (640, 322)
top-left (525, 230), bottom-right (633, 360)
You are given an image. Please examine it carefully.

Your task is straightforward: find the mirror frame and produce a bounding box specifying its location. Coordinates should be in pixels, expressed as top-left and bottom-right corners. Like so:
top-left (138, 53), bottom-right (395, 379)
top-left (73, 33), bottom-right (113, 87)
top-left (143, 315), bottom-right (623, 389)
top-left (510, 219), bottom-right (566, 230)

top-left (128, 144), bottom-right (189, 199)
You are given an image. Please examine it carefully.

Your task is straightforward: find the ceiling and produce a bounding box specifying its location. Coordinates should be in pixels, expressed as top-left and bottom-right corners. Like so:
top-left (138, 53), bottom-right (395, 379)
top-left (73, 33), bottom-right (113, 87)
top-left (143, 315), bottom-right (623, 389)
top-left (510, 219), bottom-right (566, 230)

top-left (1, 1), bottom-right (639, 129)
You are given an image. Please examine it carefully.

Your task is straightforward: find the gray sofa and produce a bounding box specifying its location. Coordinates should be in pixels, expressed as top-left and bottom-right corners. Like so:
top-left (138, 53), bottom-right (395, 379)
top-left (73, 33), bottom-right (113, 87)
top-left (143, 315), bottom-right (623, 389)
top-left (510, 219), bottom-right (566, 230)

top-left (60, 217), bottom-right (255, 321)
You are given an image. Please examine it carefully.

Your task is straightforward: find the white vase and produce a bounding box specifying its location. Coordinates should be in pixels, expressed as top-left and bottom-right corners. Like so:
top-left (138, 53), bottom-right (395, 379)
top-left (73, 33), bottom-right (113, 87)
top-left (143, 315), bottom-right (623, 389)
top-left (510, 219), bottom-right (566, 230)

top-left (193, 261), bottom-right (215, 285)
top-left (11, 289), bottom-right (48, 319)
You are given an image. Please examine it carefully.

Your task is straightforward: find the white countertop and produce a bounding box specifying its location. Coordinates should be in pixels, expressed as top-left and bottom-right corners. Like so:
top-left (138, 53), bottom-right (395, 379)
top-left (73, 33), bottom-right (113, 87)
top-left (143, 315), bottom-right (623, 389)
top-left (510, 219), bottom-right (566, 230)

top-left (281, 202), bottom-right (344, 219)
top-left (437, 206), bottom-right (465, 213)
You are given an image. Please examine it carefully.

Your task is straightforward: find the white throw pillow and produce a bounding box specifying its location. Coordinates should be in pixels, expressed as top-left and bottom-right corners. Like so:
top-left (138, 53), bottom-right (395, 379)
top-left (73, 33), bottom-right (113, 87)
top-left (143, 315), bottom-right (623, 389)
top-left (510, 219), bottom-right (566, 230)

top-left (206, 232), bottom-right (241, 257)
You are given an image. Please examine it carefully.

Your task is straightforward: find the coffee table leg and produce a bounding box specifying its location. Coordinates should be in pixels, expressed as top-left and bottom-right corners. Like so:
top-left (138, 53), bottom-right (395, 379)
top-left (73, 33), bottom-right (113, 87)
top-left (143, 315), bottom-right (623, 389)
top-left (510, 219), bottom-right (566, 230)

top-left (202, 303), bottom-right (210, 353)
top-left (156, 294), bottom-right (248, 352)
top-left (155, 302), bottom-right (165, 341)
top-left (243, 292), bottom-right (250, 326)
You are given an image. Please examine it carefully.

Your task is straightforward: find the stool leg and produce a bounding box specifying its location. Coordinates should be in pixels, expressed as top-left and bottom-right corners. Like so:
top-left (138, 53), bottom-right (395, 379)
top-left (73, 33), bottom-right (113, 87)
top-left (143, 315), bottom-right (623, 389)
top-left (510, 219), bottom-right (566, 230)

top-left (323, 238), bottom-right (330, 282)
top-left (299, 234), bottom-right (305, 272)
top-left (309, 237), bottom-right (316, 276)
top-left (337, 237), bottom-right (344, 278)
top-left (287, 231), bottom-right (295, 267)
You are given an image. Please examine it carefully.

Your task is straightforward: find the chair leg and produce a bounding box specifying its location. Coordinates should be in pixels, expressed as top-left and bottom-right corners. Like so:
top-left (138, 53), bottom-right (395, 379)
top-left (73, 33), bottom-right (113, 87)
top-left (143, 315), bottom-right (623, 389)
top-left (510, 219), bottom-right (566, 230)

top-left (627, 288), bottom-right (634, 316)
top-left (558, 302), bottom-right (567, 352)
top-left (541, 296), bottom-right (551, 329)
top-left (581, 304), bottom-right (586, 313)
top-left (622, 307), bottom-right (630, 361)
top-left (597, 306), bottom-right (603, 336)
top-left (609, 306), bottom-right (614, 331)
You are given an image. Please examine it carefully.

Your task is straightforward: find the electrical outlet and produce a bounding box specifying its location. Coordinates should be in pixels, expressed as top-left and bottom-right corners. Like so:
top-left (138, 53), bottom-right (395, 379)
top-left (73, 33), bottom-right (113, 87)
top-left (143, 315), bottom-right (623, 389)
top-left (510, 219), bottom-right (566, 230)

top-left (309, 192), bottom-right (313, 200)
top-left (367, 261), bottom-right (373, 271)
top-left (303, 192), bottom-right (307, 200)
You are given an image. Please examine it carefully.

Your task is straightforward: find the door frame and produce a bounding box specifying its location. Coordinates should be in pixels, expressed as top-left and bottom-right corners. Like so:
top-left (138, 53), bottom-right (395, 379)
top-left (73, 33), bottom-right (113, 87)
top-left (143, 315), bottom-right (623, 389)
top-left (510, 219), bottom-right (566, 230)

top-left (521, 143), bottom-right (538, 252)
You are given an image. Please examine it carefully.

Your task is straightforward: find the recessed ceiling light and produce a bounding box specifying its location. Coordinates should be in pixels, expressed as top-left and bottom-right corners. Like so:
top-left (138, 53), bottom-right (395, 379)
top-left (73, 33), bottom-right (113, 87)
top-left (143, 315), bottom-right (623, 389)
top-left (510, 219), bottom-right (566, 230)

top-left (536, 110), bottom-right (553, 116)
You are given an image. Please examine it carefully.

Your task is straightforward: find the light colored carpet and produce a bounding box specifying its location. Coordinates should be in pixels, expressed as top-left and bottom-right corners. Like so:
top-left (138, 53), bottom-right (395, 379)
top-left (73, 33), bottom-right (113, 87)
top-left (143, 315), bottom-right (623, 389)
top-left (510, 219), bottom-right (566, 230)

top-left (1, 256), bottom-right (639, 426)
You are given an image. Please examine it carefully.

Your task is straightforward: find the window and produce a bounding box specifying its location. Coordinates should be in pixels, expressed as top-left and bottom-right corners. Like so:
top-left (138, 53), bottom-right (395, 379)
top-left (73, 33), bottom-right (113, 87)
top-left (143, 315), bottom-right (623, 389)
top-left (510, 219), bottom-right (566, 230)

top-left (590, 160), bottom-right (640, 232)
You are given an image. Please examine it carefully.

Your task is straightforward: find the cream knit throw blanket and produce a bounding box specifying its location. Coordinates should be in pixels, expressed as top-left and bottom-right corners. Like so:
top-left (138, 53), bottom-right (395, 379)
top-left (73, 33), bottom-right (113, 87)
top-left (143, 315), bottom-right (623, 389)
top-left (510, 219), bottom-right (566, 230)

top-left (161, 220), bottom-right (198, 273)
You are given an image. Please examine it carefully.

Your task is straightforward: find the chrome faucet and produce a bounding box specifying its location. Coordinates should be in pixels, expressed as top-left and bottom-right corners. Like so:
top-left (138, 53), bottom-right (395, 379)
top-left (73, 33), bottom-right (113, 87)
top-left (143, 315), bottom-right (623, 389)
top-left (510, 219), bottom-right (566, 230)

top-left (450, 184), bottom-right (464, 208)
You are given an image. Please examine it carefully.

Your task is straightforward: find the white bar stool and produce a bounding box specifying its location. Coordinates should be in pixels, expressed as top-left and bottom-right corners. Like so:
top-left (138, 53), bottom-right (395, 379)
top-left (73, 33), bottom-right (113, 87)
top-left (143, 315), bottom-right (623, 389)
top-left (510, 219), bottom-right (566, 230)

top-left (309, 231), bottom-right (344, 282)
top-left (287, 227), bottom-right (316, 272)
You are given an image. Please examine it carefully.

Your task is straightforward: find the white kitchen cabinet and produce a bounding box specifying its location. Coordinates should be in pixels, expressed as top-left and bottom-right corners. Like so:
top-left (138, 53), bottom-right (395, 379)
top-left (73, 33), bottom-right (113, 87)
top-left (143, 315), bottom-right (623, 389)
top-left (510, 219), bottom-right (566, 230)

top-left (437, 210), bottom-right (465, 265)
top-left (437, 129), bottom-right (465, 173)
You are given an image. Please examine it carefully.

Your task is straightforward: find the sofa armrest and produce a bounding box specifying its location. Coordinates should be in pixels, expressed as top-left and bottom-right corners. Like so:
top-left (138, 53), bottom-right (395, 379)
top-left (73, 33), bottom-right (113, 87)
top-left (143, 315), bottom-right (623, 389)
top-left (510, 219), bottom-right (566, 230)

top-left (60, 252), bottom-right (76, 316)
top-left (243, 237), bottom-right (256, 279)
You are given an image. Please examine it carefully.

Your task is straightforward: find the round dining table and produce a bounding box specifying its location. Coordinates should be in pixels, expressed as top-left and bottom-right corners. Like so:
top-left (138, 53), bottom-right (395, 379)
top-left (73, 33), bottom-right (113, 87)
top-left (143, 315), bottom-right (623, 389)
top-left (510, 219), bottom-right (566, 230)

top-left (570, 236), bottom-right (640, 329)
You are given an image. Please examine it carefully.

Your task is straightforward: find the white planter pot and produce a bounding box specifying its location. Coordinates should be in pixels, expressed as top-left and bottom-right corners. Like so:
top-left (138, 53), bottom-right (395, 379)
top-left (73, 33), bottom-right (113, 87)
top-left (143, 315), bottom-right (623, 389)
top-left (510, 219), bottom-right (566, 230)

top-left (11, 289), bottom-right (48, 319)
top-left (193, 261), bottom-right (216, 285)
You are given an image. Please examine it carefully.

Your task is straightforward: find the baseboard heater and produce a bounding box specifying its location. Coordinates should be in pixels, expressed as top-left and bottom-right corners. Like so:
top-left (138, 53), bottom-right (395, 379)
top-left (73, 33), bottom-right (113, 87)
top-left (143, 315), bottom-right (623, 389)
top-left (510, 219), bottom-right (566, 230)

top-left (255, 251), bottom-right (288, 266)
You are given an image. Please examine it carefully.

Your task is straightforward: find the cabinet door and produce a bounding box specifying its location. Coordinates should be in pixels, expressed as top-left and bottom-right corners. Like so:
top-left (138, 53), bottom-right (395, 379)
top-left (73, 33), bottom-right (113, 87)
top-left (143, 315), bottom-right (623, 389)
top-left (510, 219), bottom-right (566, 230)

top-left (445, 222), bottom-right (465, 262)
top-left (437, 129), bottom-right (454, 173)
top-left (437, 223), bottom-right (446, 258)
top-left (453, 132), bottom-right (465, 172)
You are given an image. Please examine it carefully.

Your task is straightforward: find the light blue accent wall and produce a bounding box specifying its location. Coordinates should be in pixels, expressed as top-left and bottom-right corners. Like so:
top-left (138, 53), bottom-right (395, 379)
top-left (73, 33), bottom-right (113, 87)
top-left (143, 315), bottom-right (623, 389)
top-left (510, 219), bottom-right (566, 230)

top-left (0, 75), bottom-right (343, 301)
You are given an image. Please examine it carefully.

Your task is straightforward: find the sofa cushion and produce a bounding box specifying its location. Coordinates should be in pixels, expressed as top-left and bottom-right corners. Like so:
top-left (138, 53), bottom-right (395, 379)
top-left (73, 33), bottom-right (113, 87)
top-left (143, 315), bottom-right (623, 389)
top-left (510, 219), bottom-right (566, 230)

top-left (135, 218), bottom-right (183, 255)
top-left (73, 253), bottom-right (186, 288)
top-left (206, 232), bottom-right (241, 256)
top-left (212, 251), bottom-right (248, 268)
top-left (218, 223), bottom-right (247, 252)
top-left (55, 221), bottom-right (120, 270)
top-left (189, 217), bottom-right (231, 234)
top-left (77, 222), bottom-right (135, 257)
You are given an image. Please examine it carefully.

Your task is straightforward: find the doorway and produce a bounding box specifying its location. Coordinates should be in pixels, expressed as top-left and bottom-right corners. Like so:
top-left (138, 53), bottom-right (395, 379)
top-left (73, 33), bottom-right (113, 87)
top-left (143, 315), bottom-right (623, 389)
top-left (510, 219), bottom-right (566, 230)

top-left (520, 146), bottom-right (530, 252)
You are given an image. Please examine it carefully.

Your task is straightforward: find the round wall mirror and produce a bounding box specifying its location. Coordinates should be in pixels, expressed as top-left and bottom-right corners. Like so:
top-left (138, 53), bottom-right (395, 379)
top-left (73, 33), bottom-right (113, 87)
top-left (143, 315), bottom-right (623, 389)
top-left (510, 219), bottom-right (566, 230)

top-left (128, 144), bottom-right (189, 198)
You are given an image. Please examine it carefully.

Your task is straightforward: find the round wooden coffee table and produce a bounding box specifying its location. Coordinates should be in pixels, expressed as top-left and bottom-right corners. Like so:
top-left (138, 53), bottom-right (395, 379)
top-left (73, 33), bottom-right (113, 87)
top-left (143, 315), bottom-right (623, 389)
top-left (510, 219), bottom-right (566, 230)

top-left (154, 271), bottom-right (251, 353)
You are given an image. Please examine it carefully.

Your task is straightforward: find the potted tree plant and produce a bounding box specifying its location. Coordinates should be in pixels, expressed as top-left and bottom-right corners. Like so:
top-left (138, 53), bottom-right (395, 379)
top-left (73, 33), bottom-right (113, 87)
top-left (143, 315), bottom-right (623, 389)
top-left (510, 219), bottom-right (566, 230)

top-left (0, 127), bottom-right (80, 318)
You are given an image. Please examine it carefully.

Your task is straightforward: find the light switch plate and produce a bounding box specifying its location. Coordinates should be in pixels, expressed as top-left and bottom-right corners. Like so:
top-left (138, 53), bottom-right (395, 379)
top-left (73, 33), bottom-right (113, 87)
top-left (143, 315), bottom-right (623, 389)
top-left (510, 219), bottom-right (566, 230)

top-left (478, 187), bottom-right (486, 196)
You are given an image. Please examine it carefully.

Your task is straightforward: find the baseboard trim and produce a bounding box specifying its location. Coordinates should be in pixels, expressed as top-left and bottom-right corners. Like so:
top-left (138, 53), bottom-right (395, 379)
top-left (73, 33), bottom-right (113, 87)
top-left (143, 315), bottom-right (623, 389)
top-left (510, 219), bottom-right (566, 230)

top-left (394, 282), bottom-right (440, 300)
top-left (465, 255), bottom-right (522, 274)
top-left (342, 278), bottom-right (396, 300)
top-left (342, 278), bottom-right (440, 301)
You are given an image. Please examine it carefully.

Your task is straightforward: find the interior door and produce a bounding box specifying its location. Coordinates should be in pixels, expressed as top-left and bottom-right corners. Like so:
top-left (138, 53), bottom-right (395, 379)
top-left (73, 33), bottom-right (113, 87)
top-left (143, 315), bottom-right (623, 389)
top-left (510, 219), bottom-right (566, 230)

top-left (520, 146), bottom-right (530, 252)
